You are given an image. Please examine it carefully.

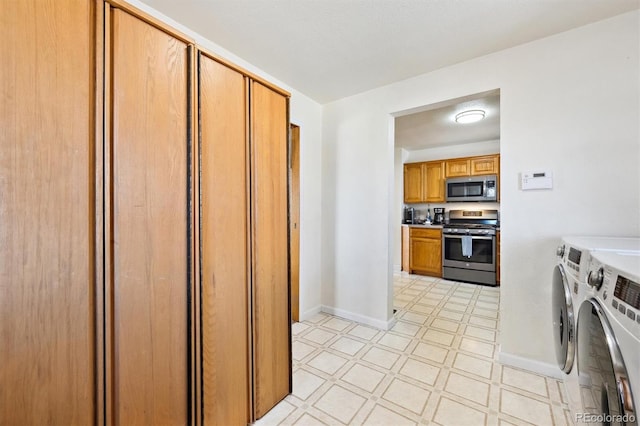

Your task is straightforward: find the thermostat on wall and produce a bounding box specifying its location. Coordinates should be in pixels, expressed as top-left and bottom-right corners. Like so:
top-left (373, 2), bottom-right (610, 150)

top-left (521, 170), bottom-right (553, 190)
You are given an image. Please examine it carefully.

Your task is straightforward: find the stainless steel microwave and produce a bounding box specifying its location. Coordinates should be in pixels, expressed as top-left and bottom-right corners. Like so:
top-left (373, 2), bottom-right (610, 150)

top-left (445, 175), bottom-right (498, 202)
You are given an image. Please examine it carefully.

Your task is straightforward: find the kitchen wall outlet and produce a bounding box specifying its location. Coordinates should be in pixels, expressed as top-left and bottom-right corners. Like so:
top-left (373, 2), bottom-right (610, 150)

top-left (521, 170), bottom-right (553, 190)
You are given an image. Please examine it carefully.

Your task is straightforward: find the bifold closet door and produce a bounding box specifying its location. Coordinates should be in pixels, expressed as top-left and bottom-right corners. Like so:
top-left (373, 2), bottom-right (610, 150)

top-left (108, 8), bottom-right (191, 425)
top-left (0, 0), bottom-right (98, 424)
top-left (251, 81), bottom-right (291, 419)
top-left (199, 54), bottom-right (251, 424)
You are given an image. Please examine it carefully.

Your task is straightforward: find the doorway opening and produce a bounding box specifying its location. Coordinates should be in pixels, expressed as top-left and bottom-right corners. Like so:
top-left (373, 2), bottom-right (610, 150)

top-left (392, 89), bottom-right (501, 307)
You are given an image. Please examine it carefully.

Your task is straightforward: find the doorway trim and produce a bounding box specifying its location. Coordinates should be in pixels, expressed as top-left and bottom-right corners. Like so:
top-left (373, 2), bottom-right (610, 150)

top-left (289, 124), bottom-right (300, 322)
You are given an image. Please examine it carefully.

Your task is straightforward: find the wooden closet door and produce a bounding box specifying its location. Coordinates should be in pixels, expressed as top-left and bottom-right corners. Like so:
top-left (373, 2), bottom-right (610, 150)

top-left (199, 54), bottom-right (250, 425)
top-left (109, 9), bottom-right (190, 425)
top-left (250, 82), bottom-right (291, 419)
top-left (0, 0), bottom-right (97, 424)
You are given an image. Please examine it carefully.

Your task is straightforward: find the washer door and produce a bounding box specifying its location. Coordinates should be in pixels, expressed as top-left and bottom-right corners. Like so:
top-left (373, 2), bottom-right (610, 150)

top-left (552, 264), bottom-right (575, 373)
top-left (577, 299), bottom-right (637, 425)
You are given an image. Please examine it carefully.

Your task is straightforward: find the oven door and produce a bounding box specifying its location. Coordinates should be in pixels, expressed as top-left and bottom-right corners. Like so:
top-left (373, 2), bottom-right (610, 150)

top-left (442, 234), bottom-right (496, 272)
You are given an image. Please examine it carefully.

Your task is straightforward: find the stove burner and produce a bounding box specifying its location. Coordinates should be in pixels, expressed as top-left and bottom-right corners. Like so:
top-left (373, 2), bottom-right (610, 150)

top-left (445, 209), bottom-right (499, 232)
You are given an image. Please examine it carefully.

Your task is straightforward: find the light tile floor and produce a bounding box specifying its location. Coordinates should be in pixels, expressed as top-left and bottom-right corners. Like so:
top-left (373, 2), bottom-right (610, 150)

top-left (255, 274), bottom-right (572, 426)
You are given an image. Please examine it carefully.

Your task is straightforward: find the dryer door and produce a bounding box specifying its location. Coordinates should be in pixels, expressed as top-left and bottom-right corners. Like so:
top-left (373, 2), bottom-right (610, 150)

top-left (552, 264), bottom-right (575, 373)
top-left (577, 299), bottom-right (636, 425)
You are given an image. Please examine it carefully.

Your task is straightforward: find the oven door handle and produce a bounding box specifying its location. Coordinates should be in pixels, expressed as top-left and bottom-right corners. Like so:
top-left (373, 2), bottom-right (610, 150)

top-left (443, 235), bottom-right (494, 240)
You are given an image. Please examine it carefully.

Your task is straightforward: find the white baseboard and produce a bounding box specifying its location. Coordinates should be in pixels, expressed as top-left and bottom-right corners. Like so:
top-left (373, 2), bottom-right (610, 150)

top-left (393, 264), bottom-right (401, 273)
top-left (498, 348), bottom-right (564, 380)
top-left (298, 305), bottom-right (322, 322)
top-left (321, 305), bottom-right (396, 330)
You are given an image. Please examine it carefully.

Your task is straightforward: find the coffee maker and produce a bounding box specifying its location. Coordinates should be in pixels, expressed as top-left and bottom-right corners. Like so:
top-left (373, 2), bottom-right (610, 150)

top-left (432, 207), bottom-right (445, 225)
top-left (403, 207), bottom-right (415, 224)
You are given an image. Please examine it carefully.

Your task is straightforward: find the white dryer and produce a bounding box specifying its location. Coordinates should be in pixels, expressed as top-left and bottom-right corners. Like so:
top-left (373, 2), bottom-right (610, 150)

top-left (577, 250), bottom-right (640, 425)
top-left (552, 237), bottom-right (640, 416)
top-left (553, 237), bottom-right (640, 372)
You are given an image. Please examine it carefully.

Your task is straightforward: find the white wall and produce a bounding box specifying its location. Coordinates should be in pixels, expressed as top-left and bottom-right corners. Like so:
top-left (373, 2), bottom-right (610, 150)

top-left (406, 140), bottom-right (500, 163)
top-left (290, 97), bottom-right (324, 320)
top-left (392, 148), bottom-right (409, 271)
top-left (125, 0), bottom-right (325, 320)
top-left (321, 11), bottom-right (640, 371)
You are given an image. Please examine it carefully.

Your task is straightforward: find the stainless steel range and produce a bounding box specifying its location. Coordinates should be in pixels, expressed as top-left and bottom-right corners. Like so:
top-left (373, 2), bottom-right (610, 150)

top-left (442, 209), bottom-right (498, 286)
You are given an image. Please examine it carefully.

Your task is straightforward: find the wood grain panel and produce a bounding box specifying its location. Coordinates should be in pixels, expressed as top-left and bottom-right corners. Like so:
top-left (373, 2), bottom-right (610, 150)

top-left (424, 161), bottom-right (445, 203)
top-left (250, 82), bottom-right (291, 419)
top-left (199, 53), bottom-right (250, 425)
top-left (409, 228), bottom-right (441, 239)
top-left (289, 125), bottom-right (300, 322)
top-left (110, 9), bottom-right (189, 425)
top-left (403, 163), bottom-right (424, 203)
top-left (410, 236), bottom-right (442, 277)
top-left (401, 226), bottom-right (410, 272)
top-left (470, 155), bottom-right (499, 176)
top-left (0, 1), bottom-right (97, 424)
top-left (445, 158), bottom-right (471, 177)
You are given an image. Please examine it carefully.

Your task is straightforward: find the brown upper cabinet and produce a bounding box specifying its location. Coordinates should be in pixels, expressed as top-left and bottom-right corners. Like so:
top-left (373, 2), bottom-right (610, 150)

top-left (403, 162), bottom-right (425, 203)
top-left (444, 158), bottom-right (471, 177)
top-left (470, 155), bottom-right (500, 176)
top-left (444, 154), bottom-right (500, 178)
top-left (424, 161), bottom-right (445, 202)
top-left (404, 160), bottom-right (445, 203)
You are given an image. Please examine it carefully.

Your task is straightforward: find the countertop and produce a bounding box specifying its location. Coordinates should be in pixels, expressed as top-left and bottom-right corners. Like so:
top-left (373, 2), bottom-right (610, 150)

top-left (401, 223), bottom-right (444, 229)
top-left (401, 223), bottom-right (500, 231)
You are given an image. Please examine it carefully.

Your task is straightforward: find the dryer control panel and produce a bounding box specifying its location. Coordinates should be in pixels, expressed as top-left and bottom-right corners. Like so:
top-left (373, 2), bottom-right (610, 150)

top-left (558, 243), bottom-right (590, 284)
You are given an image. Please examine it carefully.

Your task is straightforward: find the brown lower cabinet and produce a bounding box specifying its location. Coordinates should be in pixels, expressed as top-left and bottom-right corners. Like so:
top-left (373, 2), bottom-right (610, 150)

top-left (1, 1), bottom-right (291, 424)
top-left (409, 228), bottom-right (443, 277)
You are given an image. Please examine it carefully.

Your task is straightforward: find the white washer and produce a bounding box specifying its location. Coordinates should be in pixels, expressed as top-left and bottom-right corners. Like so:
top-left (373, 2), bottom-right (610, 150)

top-left (577, 250), bottom-right (640, 425)
top-left (552, 237), bottom-right (640, 417)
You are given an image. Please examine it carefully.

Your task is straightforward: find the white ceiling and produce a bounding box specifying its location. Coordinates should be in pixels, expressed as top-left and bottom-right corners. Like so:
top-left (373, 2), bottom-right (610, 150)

top-left (139, 0), bottom-right (638, 104)
top-left (395, 91), bottom-right (500, 151)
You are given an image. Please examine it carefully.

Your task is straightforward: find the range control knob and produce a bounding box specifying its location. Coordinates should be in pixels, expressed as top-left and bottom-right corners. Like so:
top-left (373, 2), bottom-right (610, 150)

top-left (556, 245), bottom-right (565, 257)
top-left (587, 267), bottom-right (604, 290)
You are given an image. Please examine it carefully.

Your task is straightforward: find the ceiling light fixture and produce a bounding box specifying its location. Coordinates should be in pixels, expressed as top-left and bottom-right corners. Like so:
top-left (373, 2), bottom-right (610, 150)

top-left (455, 109), bottom-right (486, 124)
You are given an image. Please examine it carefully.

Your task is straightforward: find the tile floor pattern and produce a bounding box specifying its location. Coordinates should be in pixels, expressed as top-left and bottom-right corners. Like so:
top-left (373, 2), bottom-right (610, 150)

top-left (255, 274), bottom-right (572, 426)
